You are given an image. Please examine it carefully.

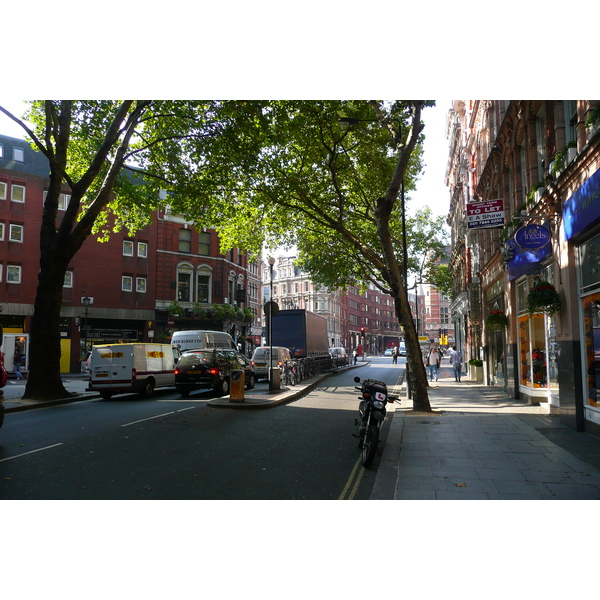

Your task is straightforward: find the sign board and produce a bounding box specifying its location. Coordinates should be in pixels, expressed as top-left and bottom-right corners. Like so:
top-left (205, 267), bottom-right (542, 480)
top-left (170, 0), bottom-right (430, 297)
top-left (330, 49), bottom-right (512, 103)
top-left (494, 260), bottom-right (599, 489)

top-left (514, 224), bottom-right (551, 249)
top-left (467, 199), bottom-right (505, 229)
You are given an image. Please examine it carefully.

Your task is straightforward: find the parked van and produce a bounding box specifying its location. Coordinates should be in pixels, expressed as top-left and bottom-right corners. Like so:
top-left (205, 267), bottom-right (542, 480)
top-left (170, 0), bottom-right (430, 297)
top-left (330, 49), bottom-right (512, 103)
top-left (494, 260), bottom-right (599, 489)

top-left (251, 346), bottom-right (293, 380)
top-left (171, 330), bottom-right (235, 353)
top-left (87, 343), bottom-right (179, 399)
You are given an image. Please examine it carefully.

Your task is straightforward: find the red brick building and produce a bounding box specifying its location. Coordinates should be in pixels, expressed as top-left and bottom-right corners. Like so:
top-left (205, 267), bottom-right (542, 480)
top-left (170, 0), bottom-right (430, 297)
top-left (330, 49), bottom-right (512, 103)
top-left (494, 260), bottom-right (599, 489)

top-left (0, 134), bottom-right (260, 372)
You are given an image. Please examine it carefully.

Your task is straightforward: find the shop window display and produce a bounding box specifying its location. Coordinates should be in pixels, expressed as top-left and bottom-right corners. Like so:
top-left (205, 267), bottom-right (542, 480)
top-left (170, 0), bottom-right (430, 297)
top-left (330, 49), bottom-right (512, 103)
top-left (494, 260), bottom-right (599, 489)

top-left (582, 292), bottom-right (600, 407)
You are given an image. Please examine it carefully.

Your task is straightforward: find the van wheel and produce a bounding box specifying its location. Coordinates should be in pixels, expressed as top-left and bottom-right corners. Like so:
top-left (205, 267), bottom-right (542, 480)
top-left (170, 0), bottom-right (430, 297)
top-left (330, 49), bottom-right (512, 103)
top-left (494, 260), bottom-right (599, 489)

top-left (100, 392), bottom-right (113, 400)
top-left (246, 374), bottom-right (256, 390)
top-left (141, 379), bottom-right (155, 398)
top-left (178, 388), bottom-right (190, 398)
top-left (218, 378), bottom-right (230, 396)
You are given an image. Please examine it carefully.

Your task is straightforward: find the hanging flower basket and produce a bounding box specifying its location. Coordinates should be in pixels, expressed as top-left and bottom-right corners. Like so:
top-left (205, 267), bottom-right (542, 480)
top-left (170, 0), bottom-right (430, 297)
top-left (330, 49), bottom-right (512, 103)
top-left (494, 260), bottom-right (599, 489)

top-left (486, 310), bottom-right (509, 329)
top-left (526, 281), bottom-right (561, 316)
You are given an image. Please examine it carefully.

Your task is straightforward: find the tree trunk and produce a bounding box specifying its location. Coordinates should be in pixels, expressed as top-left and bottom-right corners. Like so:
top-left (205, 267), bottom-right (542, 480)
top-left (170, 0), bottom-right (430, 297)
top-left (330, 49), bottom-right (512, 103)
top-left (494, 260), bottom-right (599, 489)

top-left (23, 253), bottom-right (74, 401)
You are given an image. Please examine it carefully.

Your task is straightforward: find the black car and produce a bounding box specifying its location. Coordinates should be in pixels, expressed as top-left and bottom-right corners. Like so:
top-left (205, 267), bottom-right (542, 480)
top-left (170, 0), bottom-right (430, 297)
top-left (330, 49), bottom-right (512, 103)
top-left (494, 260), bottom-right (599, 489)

top-left (175, 349), bottom-right (256, 397)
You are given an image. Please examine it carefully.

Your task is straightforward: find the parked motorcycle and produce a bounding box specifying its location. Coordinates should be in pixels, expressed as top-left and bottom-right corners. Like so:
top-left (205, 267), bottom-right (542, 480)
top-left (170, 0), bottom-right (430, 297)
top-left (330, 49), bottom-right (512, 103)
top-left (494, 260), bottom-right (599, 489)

top-left (353, 376), bottom-right (400, 467)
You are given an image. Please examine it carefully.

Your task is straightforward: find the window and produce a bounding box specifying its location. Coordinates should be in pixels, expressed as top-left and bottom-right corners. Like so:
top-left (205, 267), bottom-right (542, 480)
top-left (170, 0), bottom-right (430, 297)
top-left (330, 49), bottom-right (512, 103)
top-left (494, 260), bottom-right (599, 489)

top-left (0, 222), bottom-right (4, 240)
top-left (7, 265), bottom-right (21, 284)
top-left (122, 276), bottom-right (133, 292)
top-left (136, 277), bottom-right (147, 293)
top-left (138, 242), bottom-right (148, 258)
top-left (11, 184), bottom-right (25, 203)
top-left (177, 264), bottom-right (193, 301)
top-left (0, 144), bottom-right (3, 158)
top-left (64, 271), bottom-right (73, 288)
top-left (0, 181), bottom-right (6, 200)
top-left (13, 147), bottom-right (24, 162)
top-left (196, 231), bottom-right (209, 255)
top-left (9, 224), bottom-right (23, 242)
top-left (123, 240), bottom-right (134, 256)
top-left (58, 193), bottom-right (70, 210)
top-left (197, 267), bottom-right (212, 303)
top-left (179, 228), bottom-right (192, 253)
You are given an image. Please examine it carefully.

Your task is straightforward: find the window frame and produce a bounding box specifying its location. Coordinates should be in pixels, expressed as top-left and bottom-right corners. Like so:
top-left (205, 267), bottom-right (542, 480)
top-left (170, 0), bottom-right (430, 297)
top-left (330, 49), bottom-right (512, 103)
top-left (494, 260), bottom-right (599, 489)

top-left (123, 240), bottom-right (134, 256)
top-left (7, 265), bottom-right (22, 284)
top-left (122, 275), bottom-right (133, 292)
top-left (9, 223), bottom-right (24, 243)
top-left (11, 184), bottom-right (25, 203)
top-left (13, 147), bottom-right (24, 162)
top-left (63, 271), bottom-right (73, 288)
top-left (136, 277), bottom-right (147, 293)
top-left (0, 221), bottom-right (4, 240)
top-left (137, 241), bottom-right (148, 258)
top-left (179, 228), bottom-right (192, 253)
top-left (0, 181), bottom-right (6, 200)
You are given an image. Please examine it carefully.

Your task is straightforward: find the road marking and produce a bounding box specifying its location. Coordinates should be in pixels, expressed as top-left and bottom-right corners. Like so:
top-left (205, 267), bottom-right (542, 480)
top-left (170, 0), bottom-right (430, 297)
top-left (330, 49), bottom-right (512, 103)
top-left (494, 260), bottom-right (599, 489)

top-left (339, 457), bottom-right (365, 500)
top-left (0, 443), bottom-right (64, 463)
top-left (120, 406), bottom-right (196, 427)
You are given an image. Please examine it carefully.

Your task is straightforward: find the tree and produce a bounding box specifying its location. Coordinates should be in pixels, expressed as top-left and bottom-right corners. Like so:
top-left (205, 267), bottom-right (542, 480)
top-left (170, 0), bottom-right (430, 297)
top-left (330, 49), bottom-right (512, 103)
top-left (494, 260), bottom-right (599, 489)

top-left (181, 101), bottom-right (437, 411)
top-left (0, 100), bottom-right (249, 400)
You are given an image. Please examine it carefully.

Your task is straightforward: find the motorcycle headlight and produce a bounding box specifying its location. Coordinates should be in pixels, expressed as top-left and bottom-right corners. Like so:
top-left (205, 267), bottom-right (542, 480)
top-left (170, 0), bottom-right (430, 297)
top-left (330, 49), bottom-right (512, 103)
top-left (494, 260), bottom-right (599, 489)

top-left (373, 400), bottom-right (385, 409)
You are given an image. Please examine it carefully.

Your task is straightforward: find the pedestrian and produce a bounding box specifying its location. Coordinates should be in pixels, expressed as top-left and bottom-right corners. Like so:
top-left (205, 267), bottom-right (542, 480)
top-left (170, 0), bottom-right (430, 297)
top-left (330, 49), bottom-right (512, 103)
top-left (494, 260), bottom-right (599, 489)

top-left (426, 347), bottom-right (440, 382)
top-left (13, 347), bottom-right (25, 380)
top-left (392, 346), bottom-right (398, 365)
top-left (353, 349), bottom-right (358, 365)
top-left (449, 345), bottom-right (463, 382)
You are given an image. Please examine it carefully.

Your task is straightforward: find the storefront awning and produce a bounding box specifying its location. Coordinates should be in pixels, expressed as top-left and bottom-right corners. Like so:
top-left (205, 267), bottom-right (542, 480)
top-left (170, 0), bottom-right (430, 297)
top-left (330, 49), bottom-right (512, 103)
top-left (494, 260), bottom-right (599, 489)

top-left (505, 237), bottom-right (551, 281)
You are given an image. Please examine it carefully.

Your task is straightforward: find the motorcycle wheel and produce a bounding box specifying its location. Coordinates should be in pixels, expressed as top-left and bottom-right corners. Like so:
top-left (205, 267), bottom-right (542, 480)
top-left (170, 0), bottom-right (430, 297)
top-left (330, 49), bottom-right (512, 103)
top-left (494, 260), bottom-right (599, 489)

top-left (361, 424), bottom-right (379, 467)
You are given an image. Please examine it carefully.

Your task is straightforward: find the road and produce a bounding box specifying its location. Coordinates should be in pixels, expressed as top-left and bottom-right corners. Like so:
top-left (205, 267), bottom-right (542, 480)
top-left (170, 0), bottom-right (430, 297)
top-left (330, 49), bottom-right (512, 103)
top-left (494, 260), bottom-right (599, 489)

top-left (0, 357), bottom-right (405, 499)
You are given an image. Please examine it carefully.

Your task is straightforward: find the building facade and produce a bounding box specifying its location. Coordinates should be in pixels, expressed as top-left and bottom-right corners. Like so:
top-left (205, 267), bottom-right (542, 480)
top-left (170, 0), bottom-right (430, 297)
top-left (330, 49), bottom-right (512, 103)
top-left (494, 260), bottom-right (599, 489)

top-left (0, 134), bottom-right (260, 371)
top-left (263, 255), bottom-right (403, 354)
top-left (446, 100), bottom-right (600, 435)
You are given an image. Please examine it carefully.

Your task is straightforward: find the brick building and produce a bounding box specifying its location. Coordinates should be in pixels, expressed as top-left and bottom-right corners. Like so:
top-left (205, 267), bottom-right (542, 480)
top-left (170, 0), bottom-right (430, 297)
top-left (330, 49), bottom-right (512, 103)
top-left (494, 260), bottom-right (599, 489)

top-left (0, 134), bottom-right (260, 372)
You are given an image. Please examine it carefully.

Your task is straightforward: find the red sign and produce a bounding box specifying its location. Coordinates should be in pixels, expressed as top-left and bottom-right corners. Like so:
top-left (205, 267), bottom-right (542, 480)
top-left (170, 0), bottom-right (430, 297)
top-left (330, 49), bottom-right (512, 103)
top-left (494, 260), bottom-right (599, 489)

top-left (466, 199), bottom-right (505, 229)
top-left (167, 316), bottom-right (175, 327)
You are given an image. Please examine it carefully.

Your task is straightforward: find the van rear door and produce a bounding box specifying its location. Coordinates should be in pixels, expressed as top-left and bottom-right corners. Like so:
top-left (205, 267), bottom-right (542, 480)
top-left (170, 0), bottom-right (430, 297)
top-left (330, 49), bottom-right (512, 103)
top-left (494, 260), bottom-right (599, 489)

top-left (91, 345), bottom-right (133, 387)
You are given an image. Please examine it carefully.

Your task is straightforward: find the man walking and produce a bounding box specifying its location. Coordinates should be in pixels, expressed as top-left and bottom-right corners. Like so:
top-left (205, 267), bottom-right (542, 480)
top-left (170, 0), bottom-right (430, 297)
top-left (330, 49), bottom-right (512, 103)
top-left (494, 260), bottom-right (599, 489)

top-left (426, 346), bottom-right (440, 382)
top-left (449, 346), bottom-right (463, 382)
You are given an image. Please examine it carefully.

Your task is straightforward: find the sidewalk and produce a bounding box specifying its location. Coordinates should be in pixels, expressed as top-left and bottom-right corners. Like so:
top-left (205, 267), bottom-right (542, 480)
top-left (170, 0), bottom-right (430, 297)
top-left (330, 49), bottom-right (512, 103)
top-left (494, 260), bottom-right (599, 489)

top-left (371, 371), bottom-right (600, 500)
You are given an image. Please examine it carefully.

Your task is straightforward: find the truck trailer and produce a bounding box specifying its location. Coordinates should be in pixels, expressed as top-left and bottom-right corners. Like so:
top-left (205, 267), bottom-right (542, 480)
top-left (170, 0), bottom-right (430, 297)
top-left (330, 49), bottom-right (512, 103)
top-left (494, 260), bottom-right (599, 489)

top-left (270, 309), bottom-right (329, 358)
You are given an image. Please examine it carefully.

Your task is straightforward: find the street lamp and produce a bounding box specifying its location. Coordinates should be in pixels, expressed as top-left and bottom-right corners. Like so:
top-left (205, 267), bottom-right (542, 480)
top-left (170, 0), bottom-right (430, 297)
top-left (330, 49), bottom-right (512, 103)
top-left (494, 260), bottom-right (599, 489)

top-left (268, 257), bottom-right (278, 390)
top-left (82, 293), bottom-right (91, 370)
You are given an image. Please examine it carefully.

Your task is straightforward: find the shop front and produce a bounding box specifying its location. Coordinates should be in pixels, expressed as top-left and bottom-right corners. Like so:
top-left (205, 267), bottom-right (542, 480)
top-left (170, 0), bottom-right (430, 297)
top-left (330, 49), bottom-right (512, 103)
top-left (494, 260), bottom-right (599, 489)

top-left (563, 166), bottom-right (600, 433)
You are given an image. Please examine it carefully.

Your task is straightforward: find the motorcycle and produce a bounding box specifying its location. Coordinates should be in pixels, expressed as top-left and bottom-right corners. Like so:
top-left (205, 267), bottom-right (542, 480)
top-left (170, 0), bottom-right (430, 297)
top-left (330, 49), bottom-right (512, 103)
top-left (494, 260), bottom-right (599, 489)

top-left (353, 376), bottom-right (400, 467)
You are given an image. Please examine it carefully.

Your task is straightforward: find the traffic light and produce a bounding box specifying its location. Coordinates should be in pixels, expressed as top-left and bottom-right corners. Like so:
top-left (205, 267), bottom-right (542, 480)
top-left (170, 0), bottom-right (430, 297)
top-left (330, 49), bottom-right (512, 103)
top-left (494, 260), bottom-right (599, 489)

top-left (438, 328), bottom-right (441, 336)
top-left (360, 327), bottom-right (366, 337)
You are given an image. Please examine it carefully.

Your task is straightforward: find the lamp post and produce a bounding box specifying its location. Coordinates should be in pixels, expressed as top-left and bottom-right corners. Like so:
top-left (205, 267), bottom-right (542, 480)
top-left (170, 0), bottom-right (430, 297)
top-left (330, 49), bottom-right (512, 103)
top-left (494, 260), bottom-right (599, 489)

top-left (268, 257), bottom-right (277, 390)
top-left (82, 293), bottom-right (91, 371)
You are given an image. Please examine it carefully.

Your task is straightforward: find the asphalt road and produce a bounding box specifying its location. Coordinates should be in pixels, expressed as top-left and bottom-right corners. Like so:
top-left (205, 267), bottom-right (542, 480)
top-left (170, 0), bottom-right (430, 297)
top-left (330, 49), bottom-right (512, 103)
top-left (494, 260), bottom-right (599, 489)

top-left (0, 357), bottom-right (405, 500)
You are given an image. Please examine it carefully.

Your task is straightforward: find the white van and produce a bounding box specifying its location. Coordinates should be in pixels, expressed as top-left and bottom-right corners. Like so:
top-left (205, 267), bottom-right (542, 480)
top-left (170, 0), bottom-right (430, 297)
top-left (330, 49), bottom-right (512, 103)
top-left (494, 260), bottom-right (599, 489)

top-left (171, 330), bottom-right (235, 353)
top-left (251, 346), bottom-right (293, 380)
top-left (88, 343), bottom-right (179, 399)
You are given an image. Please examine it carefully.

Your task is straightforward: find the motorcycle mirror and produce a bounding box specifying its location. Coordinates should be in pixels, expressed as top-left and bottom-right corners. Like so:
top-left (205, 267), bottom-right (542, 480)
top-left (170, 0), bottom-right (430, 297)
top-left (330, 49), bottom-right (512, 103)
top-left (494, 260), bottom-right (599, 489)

top-left (354, 376), bottom-right (361, 383)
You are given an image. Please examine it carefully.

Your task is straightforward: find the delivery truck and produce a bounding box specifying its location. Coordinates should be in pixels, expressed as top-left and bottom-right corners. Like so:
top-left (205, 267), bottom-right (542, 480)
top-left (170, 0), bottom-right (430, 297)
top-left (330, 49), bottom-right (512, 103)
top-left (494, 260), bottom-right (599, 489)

top-left (87, 343), bottom-right (179, 399)
top-left (270, 309), bottom-right (329, 358)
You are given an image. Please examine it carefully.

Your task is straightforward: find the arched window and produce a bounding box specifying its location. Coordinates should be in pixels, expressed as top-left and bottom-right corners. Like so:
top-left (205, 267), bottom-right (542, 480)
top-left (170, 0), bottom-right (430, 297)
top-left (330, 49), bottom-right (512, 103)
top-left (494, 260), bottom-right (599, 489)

top-left (177, 263), bottom-right (193, 302)
top-left (196, 265), bottom-right (213, 303)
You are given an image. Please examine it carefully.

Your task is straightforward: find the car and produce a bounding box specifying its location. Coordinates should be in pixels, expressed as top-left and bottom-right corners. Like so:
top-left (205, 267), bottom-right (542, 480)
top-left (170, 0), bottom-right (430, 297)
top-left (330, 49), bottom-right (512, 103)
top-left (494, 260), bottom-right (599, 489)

top-left (384, 348), bottom-right (393, 356)
top-left (329, 347), bottom-right (348, 366)
top-left (175, 349), bottom-right (256, 397)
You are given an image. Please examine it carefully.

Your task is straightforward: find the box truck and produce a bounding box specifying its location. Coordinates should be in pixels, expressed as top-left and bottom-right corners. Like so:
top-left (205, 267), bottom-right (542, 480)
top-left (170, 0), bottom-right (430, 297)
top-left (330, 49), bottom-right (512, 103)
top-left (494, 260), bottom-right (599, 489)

top-left (270, 309), bottom-right (329, 358)
top-left (87, 343), bottom-right (179, 399)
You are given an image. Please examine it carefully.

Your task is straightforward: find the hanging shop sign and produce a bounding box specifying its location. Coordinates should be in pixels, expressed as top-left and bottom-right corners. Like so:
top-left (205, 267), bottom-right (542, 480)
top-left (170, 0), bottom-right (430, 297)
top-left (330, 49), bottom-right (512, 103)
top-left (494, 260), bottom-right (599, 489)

top-left (514, 224), bottom-right (551, 250)
top-left (467, 199), bottom-right (505, 229)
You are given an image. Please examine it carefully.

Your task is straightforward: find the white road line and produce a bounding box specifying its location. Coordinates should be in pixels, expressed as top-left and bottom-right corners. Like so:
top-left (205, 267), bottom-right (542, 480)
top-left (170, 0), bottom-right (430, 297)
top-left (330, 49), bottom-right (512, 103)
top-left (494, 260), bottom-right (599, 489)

top-left (120, 406), bottom-right (196, 427)
top-left (0, 443), bottom-right (64, 463)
